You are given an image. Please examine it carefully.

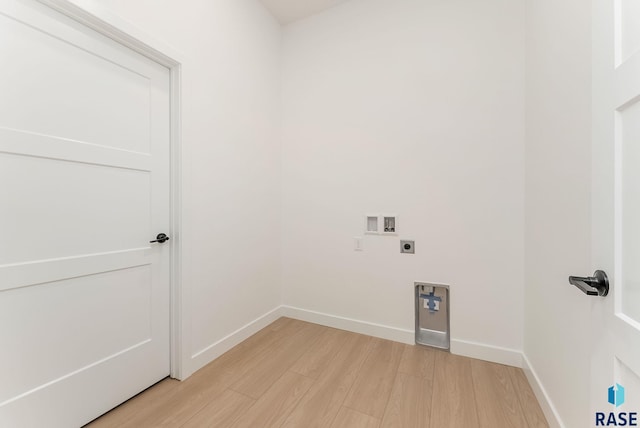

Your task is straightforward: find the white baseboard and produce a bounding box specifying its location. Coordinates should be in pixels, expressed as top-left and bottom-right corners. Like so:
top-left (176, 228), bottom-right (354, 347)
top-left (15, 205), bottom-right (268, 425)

top-left (189, 306), bottom-right (283, 374)
top-left (281, 305), bottom-right (523, 370)
top-left (280, 305), bottom-right (415, 344)
top-left (450, 339), bottom-right (523, 368)
top-left (186, 305), bottom-right (532, 390)
top-left (522, 354), bottom-right (564, 428)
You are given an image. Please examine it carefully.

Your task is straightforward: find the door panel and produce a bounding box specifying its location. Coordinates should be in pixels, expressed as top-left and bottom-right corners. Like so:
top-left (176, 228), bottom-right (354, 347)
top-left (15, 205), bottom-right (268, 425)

top-left (617, 358), bottom-right (640, 410)
top-left (620, 98), bottom-right (640, 323)
top-left (618, 0), bottom-right (640, 65)
top-left (592, 0), bottom-right (640, 422)
top-left (0, 0), bottom-right (171, 426)
top-left (0, 10), bottom-right (151, 152)
top-left (1, 266), bottom-right (153, 404)
top-left (0, 153), bottom-right (150, 265)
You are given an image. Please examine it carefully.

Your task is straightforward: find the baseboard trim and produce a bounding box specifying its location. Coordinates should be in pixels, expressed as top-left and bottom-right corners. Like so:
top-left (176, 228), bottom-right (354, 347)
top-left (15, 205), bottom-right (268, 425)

top-left (280, 305), bottom-right (415, 344)
top-left (187, 305), bottom-right (531, 386)
top-left (450, 339), bottom-right (523, 368)
top-left (189, 306), bottom-right (282, 373)
top-left (280, 305), bottom-right (522, 370)
top-left (522, 354), bottom-right (564, 428)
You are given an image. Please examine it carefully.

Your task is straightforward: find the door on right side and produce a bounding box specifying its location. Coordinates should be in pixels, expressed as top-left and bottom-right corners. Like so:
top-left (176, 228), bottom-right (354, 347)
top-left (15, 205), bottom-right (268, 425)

top-left (591, 0), bottom-right (640, 425)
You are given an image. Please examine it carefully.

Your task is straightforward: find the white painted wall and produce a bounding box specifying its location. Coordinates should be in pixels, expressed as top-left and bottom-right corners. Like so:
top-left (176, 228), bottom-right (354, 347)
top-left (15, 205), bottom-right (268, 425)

top-left (281, 0), bottom-right (526, 360)
top-left (89, 0), bottom-right (283, 376)
top-left (65, 9), bottom-right (592, 425)
top-left (524, 0), bottom-right (592, 426)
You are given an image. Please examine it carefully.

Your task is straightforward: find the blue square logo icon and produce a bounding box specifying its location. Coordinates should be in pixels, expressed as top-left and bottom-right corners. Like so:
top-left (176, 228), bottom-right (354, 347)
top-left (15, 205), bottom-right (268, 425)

top-left (608, 384), bottom-right (625, 408)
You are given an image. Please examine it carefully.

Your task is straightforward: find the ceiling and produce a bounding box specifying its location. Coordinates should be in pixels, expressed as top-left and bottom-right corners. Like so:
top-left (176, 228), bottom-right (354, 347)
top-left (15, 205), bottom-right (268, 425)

top-left (260, 0), bottom-right (352, 24)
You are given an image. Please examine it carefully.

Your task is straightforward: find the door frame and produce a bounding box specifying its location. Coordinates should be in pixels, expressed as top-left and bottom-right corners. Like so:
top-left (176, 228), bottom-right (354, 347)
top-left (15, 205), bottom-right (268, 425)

top-left (34, 0), bottom-right (187, 380)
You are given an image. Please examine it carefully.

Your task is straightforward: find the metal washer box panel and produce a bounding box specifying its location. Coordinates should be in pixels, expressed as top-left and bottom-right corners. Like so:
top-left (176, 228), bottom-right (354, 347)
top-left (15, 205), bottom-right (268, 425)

top-left (415, 282), bottom-right (450, 350)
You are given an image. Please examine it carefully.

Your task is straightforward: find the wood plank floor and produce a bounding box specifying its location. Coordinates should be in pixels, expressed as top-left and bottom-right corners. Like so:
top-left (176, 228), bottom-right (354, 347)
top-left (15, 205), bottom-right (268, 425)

top-left (86, 318), bottom-right (548, 428)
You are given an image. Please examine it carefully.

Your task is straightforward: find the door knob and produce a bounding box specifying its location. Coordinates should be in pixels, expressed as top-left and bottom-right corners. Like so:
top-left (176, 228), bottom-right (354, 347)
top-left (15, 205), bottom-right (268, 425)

top-left (568, 270), bottom-right (609, 296)
top-left (150, 233), bottom-right (170, 244)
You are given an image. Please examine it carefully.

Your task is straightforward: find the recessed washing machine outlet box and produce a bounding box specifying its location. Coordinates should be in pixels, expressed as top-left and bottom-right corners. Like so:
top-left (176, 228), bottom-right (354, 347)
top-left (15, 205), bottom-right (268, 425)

top-left (365, 216), bottom-right (379, 234)
top-left (381, 215), bottom-right (397, 235)
top-left (383, 216), bottom-right (396, 233)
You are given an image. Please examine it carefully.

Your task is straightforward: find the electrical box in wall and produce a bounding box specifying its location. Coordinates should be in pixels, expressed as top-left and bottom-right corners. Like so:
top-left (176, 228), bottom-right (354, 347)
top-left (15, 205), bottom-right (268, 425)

top-left (415, 282), bottom-right (450, 350)
top-left (364, 214), bottom-right (397, 235)
top-left (365, 216), bottom-right (379, 234)
top-left (383, 216), bottom-right (396, 233)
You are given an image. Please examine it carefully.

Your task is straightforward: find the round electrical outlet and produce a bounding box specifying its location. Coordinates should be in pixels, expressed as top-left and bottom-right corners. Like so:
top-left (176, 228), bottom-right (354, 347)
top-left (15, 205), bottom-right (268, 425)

top-left (400, 240), bottom-right (415, 254)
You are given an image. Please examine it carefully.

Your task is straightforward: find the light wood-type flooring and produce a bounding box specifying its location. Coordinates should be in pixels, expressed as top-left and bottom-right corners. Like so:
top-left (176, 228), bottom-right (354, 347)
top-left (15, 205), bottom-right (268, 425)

top-left (86, 318), bottom-right (548, 428)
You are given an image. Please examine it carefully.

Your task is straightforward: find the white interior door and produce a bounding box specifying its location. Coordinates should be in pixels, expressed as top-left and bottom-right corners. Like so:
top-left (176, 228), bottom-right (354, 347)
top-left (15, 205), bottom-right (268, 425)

top-left (0, 0), bottom-right (171, 426)
top-left (591, 0), bottom-right (640, 424)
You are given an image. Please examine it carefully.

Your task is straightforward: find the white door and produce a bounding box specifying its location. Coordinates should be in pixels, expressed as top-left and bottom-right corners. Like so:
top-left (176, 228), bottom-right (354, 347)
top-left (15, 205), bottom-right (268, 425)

top-left (0, 0), bottom-right (171, 426)
top-left (590, 0), bottom-right (640, 425)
